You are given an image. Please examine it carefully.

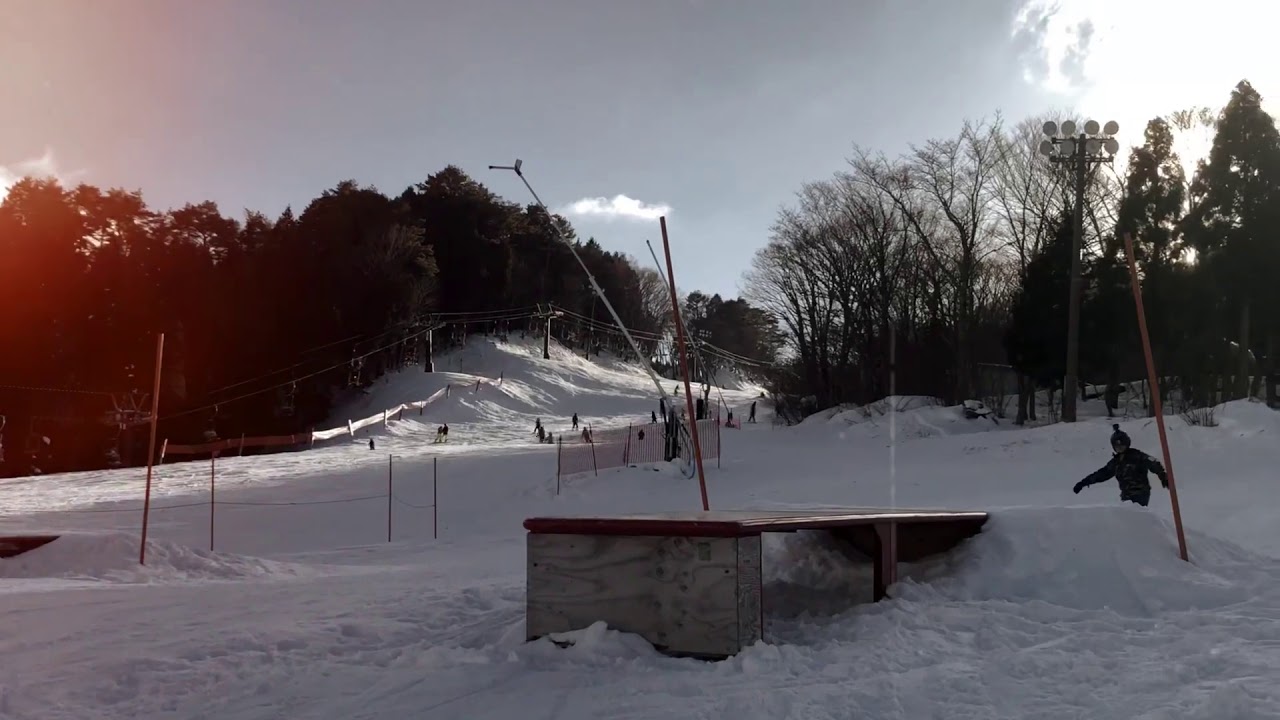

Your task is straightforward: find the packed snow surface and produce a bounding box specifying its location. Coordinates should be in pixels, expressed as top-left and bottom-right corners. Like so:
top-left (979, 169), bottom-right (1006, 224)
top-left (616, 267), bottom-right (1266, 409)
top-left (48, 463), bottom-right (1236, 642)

top-left (2, 335), bottom-right (1280, 719)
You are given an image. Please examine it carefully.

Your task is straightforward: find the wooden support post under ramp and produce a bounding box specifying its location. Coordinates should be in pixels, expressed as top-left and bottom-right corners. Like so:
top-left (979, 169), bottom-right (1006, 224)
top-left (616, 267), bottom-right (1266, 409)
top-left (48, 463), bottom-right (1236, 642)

top-left (0, 535), bottom-right (60, 559)
top-left (524, 509), bottom-right (988, 659)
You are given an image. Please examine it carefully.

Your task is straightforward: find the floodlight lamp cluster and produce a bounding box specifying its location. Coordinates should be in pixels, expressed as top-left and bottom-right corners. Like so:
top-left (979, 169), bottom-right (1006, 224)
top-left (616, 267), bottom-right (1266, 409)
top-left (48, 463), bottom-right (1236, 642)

top-left (1039, 119), bottom-right (1120, 160)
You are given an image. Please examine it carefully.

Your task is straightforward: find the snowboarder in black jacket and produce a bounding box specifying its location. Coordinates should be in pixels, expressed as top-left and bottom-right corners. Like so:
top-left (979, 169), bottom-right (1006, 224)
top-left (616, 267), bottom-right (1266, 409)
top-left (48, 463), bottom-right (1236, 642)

top-left (1073, 424), bottom-right (1168, 506)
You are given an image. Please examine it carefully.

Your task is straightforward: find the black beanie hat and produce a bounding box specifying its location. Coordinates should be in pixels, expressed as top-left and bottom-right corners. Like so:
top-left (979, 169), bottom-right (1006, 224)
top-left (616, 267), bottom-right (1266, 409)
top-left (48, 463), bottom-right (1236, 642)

top-left (1110, 423), bottom-right (1130, 449)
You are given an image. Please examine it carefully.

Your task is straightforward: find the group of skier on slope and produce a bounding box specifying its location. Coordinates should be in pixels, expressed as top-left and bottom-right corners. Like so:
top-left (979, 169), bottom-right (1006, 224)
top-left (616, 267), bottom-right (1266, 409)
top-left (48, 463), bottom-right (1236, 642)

top-left (532, 413), bottom-right (585, 444)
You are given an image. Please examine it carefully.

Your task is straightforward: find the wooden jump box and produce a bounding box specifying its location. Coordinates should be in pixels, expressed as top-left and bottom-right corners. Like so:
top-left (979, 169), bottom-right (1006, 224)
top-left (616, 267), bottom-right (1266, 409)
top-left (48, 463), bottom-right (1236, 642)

top-left (524, 509), bottom-right (988, 659)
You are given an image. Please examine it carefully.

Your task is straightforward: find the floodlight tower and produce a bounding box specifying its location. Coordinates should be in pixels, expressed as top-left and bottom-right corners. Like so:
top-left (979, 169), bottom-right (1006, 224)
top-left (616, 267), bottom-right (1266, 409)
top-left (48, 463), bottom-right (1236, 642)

top-left (1040, 119), bottom-right (1121, 423)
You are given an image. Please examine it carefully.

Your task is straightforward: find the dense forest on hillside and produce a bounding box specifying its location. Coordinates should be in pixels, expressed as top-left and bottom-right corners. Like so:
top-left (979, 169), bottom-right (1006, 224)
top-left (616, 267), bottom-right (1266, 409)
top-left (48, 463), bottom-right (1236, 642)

top-left (0, 167), bottom-right (780, 477)
top-left (750, 80), bottom-right (1280, 423)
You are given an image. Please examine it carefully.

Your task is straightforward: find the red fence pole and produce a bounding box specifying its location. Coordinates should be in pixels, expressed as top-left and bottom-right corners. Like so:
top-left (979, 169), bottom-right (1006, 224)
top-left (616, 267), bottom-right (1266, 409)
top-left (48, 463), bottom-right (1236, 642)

top-left (433, 457), bottom-right (438, 540)
top-left (1123, 232), bottom-right (1189, 562)
top-left (624, 424), bottom-right (632, 466)
top-left (387, 454), bottom-right (393, 543)
top-left (590, 434), bottom-right (598, 477)
top-left (556, 437), bottom-right (562, 494)
top-left (210, 451), bottom-right (217, 552)
top-left (139, 332), bottom-right (165, 566)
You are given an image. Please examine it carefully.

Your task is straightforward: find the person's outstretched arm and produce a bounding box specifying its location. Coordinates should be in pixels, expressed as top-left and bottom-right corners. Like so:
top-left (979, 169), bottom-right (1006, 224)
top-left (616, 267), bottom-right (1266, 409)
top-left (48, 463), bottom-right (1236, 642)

top-left (1142, 451), bottom-right (1169, 488)
top-left (1074, 458), bottom-right (1117, 494)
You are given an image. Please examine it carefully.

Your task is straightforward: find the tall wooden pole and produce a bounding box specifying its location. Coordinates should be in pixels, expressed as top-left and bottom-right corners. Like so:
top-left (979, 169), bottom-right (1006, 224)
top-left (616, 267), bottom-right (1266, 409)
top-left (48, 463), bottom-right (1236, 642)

top-left (1122, 233), bottom-right (1189, 562)
top-left (139, 332), bottom-right (165, 565)
top-left (660, 217), bottom-right (709, 511)
top-left (210, 451), bottom-right (216, 552)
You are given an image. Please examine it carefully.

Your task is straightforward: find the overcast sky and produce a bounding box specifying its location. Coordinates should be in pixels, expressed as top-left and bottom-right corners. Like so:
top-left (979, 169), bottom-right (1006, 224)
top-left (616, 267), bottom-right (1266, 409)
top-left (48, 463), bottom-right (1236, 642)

top-left (3, 0), bottom-right (1276, 298)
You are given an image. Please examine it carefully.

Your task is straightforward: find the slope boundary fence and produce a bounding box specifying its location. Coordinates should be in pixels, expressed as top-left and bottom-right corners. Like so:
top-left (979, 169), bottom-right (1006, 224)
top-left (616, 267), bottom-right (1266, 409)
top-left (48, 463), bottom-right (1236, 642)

top-left (44, 452), bottom-right (445, 558)
top-left (159, 380), bottom-right (496, 464)
top-left (556, 415), bottom-right (724, 485)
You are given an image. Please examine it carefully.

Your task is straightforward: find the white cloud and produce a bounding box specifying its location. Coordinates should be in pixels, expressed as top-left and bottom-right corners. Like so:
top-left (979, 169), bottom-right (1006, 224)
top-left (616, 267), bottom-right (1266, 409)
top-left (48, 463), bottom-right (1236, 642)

top-left (563, 194), bottom-right (671, 222)
top-left (1011, 0), bottom-right (1280, 177)
top-left (1012, 0), bottom-right (1280, 104)
top-left (0, 148), bottom-right (77, 202)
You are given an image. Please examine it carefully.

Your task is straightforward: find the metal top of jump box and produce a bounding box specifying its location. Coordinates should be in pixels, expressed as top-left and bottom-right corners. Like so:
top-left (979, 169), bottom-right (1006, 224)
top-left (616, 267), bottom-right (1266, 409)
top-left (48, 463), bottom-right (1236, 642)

top-left (523, 508), bottom-right (989, 537)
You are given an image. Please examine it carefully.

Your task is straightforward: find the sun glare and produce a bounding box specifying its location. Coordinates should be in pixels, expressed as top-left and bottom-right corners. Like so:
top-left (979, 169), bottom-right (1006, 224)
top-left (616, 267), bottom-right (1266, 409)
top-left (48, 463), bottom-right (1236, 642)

top-left (1014, 0), bottom-right (1280, 175)
top-left (0, 169), bottom-right (16, 204)
top-left (0, 150), bottom-right (75, 205)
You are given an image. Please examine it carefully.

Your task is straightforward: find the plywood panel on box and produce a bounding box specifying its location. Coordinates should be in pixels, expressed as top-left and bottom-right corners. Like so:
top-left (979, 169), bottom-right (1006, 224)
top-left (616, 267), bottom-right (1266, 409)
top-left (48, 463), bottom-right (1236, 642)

top-left (527, 533), bottom-right (752, 657)
top-left (735, 534), bottom-right (762, 648)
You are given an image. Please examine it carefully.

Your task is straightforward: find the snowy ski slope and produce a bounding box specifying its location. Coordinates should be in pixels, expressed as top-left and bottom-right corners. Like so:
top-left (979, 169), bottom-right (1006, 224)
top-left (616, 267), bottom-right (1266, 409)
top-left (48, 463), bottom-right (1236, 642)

top-left (2, 337), bottom-right (1280, 719)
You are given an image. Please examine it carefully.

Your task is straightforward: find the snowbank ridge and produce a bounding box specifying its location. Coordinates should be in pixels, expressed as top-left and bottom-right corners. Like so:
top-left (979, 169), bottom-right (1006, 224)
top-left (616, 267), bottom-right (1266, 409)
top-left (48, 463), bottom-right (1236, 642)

top-left (0, 531), bottom-right (304, 583)
top-left (898, 506), bottom-right (1273, 616)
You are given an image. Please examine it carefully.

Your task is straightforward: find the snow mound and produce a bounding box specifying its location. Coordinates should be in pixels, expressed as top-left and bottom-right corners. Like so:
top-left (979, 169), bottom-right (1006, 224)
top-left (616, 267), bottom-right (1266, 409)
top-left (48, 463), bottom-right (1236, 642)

top-left (527, 620), bottom-right (665, 664)
top-left (762, 530), bottom-right (876, 618)
top-left (805, 395), bottom-right (1009, 440)
top-left (1199, 398), bottom-right (1280, 441)
top-left (898, 506), bottom-right (1274, 616)
top-left (0, 531), bottom-right (306, 583)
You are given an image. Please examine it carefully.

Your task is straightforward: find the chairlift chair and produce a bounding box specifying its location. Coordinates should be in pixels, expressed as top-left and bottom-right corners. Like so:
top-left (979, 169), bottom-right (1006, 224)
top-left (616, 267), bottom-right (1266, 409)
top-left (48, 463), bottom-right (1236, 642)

top-left (348, 354), bottom-right (365, 388)
top-left (278, 381), bottom-right (298, 417)
top-left (202, 404), bottom-right (221, 442)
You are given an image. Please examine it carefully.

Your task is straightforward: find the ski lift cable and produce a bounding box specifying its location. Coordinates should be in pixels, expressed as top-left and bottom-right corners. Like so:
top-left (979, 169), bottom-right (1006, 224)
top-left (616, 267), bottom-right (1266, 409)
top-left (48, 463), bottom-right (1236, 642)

top-left (549, 314), bottom-right (665, 344)
top-left (210, 307), bottom-right (544, 397)
top-left (430, 305), bottom-right (543, 319)
top-left (5, 302), bottom-right (604, 424)
top-left (0, 383), bottom-right (121, 396)
top-left (638, 244), bottom-right (773, 370)
top-left (546, 304), bottom-right (666, 342)
top-left (159, 321), bottom-right (441, 422)
top-left (699, 340), bottom-right (773, 366)
top-left (549, 308), bottom-right (666, 342)
top-left (642, 239), bottom-right (741, 387)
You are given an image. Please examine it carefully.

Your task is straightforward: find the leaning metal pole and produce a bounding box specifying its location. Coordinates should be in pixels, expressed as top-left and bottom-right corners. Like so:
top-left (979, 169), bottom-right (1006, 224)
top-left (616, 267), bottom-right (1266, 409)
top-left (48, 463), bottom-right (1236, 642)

top-left (489, 160), bottom-right (667, 395)
top-left (660, 217), bottom-right (709, 509)
top-left (1122, 232), bottom-right (1189, 562)
top-left (489, 160), bottom-right (696, 476)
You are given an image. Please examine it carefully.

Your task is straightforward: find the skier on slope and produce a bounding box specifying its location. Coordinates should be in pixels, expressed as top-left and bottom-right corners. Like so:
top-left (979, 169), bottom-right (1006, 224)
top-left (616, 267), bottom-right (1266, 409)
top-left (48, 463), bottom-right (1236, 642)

top-left (1073, 424), bottom-right (1169, 507)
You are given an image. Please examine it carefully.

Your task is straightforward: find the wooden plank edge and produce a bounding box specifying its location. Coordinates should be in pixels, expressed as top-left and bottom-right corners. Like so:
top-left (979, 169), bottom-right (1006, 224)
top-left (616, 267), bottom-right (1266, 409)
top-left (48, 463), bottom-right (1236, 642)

top-left (0, 535), bottom-right (60, 559)
top-left (523, 512), bottom-right (989, 537)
